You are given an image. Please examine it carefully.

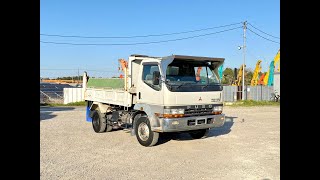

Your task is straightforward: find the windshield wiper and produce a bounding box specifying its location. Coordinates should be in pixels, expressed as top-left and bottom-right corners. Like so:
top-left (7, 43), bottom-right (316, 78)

top-left (202, 84), bottom-right (210, 90)
top-left (202, 83), bottom-right (220, 89)
top-left (176, 82), bottom-right (195, 89)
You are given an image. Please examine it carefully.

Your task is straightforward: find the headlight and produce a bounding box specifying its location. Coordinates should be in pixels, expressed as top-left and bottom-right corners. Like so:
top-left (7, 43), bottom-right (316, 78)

top-left (164, 108), bottom-right (184, 114)
top-left (162, 109), bottom-right (184, 118)
top-left (213, 106), bottom-right (223, 112)
top-left (212, 106), bottom-right (223, 114)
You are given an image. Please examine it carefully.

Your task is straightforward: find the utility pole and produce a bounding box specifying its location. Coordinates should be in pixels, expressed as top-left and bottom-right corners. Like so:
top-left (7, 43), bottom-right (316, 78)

top-left (242, 21), bottom-right (247, 100)
top-left (78, 68), bottom-right (80, 84)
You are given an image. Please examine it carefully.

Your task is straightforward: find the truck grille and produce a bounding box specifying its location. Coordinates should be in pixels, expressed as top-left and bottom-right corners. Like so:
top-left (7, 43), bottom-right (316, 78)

top-left (184, 108), bottom-right (212, 116)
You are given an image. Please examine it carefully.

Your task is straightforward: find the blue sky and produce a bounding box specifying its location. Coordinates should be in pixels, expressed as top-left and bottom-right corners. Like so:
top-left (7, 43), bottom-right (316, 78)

top-left (40, 0), bottom-right (280, 78)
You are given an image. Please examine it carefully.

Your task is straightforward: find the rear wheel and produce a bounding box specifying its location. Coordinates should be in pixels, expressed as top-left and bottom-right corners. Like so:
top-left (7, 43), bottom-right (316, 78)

top-left (135, 116), bottom-right (159, 147)
top-left (189, 128), bottom-right (209, 139)
top-left (92, 110), bottom-right (107, 133)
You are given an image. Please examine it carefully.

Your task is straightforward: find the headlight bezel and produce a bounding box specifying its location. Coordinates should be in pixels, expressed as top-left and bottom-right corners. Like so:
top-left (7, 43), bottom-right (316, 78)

top-left (212, 105), bottom-right (223, 114)
top-left (163, 108), bottom-right (185, 114)
top-left (162, 108), bottom-right (185, 118)
top-left (213, 106), bottom-right (223, 112)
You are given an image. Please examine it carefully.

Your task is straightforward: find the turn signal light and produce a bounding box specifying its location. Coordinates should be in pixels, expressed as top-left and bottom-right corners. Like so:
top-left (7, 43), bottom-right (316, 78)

top-left (212, 111), bottom-right (222, 115)
top-left (161, 114), bottom-right (184, 118)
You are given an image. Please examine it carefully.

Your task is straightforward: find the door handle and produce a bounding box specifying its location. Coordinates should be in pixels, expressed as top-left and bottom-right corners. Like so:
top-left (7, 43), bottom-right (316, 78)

top-left (138, 92), bottom-right (141, 99)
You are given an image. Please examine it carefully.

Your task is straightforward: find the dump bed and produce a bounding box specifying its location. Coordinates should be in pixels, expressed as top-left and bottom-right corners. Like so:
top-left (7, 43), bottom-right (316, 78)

top-left (84, 78), bottom-right (132, 107)
top-left (87, 78), bottom-right (124, 89)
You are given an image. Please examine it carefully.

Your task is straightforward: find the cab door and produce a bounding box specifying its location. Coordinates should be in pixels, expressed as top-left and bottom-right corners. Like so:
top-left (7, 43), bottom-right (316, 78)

top-left (136, 62), bottom-right (163, 105)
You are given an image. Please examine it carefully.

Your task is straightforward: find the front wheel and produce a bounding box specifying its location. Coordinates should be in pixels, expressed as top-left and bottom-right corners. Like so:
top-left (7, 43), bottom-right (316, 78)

top-left (135, 117), bottom-right (159, 147)
top-left (189, 128), bottom-right (209, 139)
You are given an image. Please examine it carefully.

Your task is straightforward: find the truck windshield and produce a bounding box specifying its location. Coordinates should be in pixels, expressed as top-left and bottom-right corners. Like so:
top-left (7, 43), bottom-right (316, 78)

top-left (165, 61), bottom-right (221, 92)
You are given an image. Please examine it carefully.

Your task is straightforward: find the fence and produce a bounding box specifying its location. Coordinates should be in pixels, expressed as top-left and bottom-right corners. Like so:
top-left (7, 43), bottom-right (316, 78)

top-left (222, 86), bottom-right (237, 102)
top-left (63, 88), bottom-right (83, 104)
top-left (222, 85), bottom-right (274, 102)
top-left (274, 73), bottom-right (280, 95)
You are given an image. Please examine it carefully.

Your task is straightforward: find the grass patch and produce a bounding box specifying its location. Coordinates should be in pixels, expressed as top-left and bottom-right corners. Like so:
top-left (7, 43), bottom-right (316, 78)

top-left (227, 100), bottom-right (280, 107)
top-left (43, 101), bottom-right (87, 107)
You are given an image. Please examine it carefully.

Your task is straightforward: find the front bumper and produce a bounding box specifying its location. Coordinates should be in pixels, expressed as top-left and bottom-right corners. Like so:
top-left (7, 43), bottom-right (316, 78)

top-left (161, 114), bottom-right (225, 132)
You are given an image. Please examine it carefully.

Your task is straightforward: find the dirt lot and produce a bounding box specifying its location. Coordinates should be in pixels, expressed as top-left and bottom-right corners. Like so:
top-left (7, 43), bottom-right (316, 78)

top-left (40, 106), bottom-right (280, 180)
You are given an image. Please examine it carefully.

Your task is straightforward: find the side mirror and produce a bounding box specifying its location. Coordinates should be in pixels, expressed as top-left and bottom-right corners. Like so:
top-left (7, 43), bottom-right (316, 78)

top-left (152, 71), bottom-right (160, 85)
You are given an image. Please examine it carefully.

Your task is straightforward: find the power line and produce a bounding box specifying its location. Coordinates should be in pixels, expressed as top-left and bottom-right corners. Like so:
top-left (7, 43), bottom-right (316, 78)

top-left (40, 22), bottom-right (242, 39)
top-left (41, 68), bottom-right (117, 72)
top-left (41, 68), bottom-right (80, 70)
top-left (247, 28), bottom-right (280, 44)
top-left (247, 23), bottom-right (280, 39)
top-left (40, 26), bottom-right (242, 46)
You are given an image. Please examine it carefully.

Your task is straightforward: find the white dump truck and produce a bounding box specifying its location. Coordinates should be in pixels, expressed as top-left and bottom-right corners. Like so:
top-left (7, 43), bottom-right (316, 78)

top-left (83, 54), bottom-right (226, 147)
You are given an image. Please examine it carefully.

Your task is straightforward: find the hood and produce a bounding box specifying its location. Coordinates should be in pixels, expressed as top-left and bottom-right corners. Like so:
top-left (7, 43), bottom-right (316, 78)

top-left (163, 90), bottom-right (222, 106)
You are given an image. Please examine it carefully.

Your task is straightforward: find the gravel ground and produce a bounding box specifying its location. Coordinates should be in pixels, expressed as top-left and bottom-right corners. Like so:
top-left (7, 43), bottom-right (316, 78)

top-left (40, 106), bottom-right (280, 180)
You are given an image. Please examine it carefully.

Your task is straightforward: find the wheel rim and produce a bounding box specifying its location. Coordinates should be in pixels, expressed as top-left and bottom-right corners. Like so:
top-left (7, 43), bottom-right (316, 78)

top-left (138, 122), bottom-right (149, 141)
top-left (93, 114), bottom-right (100, 131)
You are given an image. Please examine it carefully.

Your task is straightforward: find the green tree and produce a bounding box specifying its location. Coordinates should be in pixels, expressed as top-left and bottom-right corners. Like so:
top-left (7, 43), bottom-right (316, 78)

top-left (55, 76), bottom-right (83, 80)
top-left (245, 70), bottom-right (253, 85)
top-left (222, 68), bottom-right (234, 85)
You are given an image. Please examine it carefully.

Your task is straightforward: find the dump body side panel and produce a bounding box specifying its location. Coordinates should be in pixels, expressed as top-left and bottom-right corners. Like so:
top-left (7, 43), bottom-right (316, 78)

top-left (85, 88), bottom-right (132, 107)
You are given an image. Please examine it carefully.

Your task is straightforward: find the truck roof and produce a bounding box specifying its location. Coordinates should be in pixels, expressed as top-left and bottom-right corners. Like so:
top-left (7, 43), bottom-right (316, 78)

top-left (169, 55), bottom-right (224, 62)
top-left (130, 54), bottom-right (224, 62)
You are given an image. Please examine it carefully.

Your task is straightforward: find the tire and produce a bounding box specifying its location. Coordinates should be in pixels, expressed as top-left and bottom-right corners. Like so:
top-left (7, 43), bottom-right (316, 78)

top-left (92, 110), bottom-right (107, 133)
top-left (189, 128), bottom-right (209, 139)
top-left (135, 116), bottom-right (159, 147)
